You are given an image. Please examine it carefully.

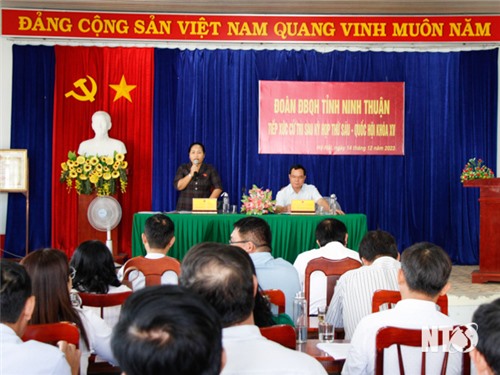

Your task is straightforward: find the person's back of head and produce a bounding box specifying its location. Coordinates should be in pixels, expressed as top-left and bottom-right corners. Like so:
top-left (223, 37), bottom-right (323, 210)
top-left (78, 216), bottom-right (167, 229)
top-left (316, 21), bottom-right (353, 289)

top-left (180, 242), bottom-right (255, 327)
top-left (21, 248), bottom-right (90, 347)
top-left (400, 242), bottom-right (452, 298)
top-left (358, 230), bottom-right (399, 263)
top-left (70, 240), bottom-right (121, 294)
top-left (144, 214), bottom-right (175, 250)
top-left (471, 298), bottom-right (500, 374)
top-left (112, 285), bottom-right (223, 375)
top-left (0, 260), bottom-right (32, 324)
top-left (315, 218), bottom-right (347, 247)
top-left (232, 217), bottom-right (272, 253)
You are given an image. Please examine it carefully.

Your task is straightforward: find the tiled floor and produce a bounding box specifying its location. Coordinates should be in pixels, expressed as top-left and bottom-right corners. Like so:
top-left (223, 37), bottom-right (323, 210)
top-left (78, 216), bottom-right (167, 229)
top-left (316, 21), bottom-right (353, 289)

top-left (449, 266), bottom-right (500, 299)
top-left (447, 266), bottom-right (500, 324)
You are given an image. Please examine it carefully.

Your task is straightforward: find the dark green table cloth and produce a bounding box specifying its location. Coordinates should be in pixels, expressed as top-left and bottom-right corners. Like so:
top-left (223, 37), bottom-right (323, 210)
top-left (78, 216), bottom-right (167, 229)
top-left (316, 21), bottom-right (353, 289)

top-left (132, 213), bottom-right (367, 264)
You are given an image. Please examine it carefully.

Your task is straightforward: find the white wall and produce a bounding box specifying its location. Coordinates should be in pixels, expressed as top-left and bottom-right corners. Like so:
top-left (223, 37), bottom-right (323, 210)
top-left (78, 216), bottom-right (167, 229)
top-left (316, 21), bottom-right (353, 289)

top-left (0, 31), bottom-right (13, 235)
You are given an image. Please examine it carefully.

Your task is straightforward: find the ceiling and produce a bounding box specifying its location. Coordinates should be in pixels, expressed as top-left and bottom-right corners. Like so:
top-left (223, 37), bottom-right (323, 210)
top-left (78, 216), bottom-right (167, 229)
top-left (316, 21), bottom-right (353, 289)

top-left (2, 0), bottom-right (499, 15)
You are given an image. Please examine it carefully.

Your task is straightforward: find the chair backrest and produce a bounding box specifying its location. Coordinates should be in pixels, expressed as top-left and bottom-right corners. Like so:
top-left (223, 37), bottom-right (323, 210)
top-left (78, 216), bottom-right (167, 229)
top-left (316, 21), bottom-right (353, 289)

top-left (304, 256), bottom-right (361, 312)
top-left (260, 324), bottom-right (296, 350)
top-left (22, 322), bottom-right (80, 348)
top-left (261, 289), bottom-right (286, 314)
top-left (123, 256), bottom-right (181, 287)
top-left (79, 291), bottom-right (133, 319)
top-left (375, 326), bottom-right (470, 375)
top-left (372, 290), bottom-right (448, 315)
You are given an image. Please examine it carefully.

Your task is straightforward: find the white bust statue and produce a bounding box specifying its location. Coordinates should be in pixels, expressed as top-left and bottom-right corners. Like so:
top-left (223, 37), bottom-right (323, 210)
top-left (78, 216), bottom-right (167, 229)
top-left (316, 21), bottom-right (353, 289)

top-left (78, 111), bottom-right (127, 157)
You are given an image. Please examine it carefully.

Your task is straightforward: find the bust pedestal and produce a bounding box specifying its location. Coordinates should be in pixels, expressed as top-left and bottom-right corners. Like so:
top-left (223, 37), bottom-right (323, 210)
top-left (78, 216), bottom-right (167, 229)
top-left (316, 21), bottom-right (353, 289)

top-left (77, 194), bottom-right (120, 257)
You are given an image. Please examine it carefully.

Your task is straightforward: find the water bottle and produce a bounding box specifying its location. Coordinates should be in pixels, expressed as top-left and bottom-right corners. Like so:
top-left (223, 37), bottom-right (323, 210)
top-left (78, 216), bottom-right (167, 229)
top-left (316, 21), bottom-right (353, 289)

top-left (293, 291), bottom-right (308, 343)
top-left (222, 192), bottom-right (230, 214)
top-left (330, 194), bottom-right (337, 215)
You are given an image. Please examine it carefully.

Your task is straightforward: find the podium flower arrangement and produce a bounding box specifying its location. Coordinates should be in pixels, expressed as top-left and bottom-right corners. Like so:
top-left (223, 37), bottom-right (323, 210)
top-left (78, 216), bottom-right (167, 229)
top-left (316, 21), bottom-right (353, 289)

top-left (460, 158), bottom-right (495, 183)
top-left (60, 151), bottom-right (128, 196)
top-left (241, 185), bottom-right (276, 215)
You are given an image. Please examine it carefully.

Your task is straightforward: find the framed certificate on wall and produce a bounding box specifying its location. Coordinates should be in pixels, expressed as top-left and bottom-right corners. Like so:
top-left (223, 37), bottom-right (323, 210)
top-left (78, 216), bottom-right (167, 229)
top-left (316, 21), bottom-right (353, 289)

top-left (0, 149), bottom-right (28, 192)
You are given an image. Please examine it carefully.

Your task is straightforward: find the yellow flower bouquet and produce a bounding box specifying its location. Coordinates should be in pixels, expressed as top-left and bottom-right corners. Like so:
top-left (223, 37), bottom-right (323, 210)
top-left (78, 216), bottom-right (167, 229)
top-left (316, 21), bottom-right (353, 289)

top-left (60, 151), bottom-right (128, 196)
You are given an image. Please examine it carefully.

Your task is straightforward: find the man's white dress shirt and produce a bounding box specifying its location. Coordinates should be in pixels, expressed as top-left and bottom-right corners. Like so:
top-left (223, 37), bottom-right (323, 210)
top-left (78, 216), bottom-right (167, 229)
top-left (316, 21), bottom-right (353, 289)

top-left (326, 256), bottom-right (400, 340)
top-left (0, 323), bottom-right (71, 375)
top-left (276, 183), bottom-right (323, 207)
top-left (117, 253), bottom-right (178, 290)
top-left (342, 299), bottom-right (462, 375)
top-left (221, 324), bottom-right (327, 375)
top-left (293, 241), bottom-right (361, 314)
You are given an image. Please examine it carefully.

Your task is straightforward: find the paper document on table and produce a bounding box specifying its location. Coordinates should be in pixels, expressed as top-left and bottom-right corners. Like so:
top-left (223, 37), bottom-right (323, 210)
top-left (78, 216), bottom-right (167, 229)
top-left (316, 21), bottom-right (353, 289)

top-left (316, 343), bottom-right (351, 359)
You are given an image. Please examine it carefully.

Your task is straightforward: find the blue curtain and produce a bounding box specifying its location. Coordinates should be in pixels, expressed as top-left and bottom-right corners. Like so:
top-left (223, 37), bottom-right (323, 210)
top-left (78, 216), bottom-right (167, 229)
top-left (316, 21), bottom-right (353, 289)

top-left (6, 45), bottom-right (55, 257)
top-left (7, 46), bottom-right (498, 263)
top-left (152, 48), bottom-right (498, 264)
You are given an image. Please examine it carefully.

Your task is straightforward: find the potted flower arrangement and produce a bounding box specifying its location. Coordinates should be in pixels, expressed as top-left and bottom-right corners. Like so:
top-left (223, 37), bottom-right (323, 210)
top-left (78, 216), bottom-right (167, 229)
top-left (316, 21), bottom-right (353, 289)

top-left (60, 151), bottom-right (128, 196)
top-left (241, 185), bottom-right (276, 215)
top-left (460, 158), bottom-right (495, 183)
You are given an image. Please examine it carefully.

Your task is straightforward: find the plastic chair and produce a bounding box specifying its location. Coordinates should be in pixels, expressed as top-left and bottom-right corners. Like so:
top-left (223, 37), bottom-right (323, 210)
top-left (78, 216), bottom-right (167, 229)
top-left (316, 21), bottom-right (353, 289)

top-left (260, 324), bottom-right (296, 350)
top-left (372, 290), bottom-right (448, 315)
top-left (22, 322), bottom-right (79, 348)
top-left (375, 326), bottom-right (471, 375)
top-left (122, 256), bottom-right (181, 287)
top-left (262, 289), bottom-right (286, 314)
top-left (304, 256), bottom-right (361, 314)
top-left (79, 291), bottom-right (132, 319)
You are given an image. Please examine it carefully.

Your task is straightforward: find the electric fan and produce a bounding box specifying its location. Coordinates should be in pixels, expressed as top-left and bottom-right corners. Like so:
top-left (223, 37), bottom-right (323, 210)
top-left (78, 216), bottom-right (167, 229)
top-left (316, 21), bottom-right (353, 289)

top-left (87, 196), bottom-right (122, 253)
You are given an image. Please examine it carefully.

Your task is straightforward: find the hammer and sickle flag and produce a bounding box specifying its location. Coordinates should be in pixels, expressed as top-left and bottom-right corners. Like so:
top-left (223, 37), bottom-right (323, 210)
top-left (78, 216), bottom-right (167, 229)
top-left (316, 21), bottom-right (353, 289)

top-left (52, 46), bottom-right (154, 255)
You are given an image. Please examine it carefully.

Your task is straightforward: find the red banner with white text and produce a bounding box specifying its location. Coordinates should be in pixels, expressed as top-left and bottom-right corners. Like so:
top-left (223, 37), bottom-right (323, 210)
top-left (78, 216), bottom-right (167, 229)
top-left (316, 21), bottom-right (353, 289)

top-left (2, 9), bottom-right (499, 43)
top-left (259, 81), bottom-right (405, 155)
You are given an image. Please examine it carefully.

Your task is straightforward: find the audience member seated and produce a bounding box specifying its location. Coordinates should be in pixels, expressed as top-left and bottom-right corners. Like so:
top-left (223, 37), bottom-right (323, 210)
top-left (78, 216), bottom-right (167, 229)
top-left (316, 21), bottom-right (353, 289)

top-left (326, 230), bottom-right (400, 339)
top-left (112, 284), bottom-right (224, 375)
top-left (470, 298), bottom-right (500, 375)
top-left (249, 261), bottom-right (293, 328)
top-left (0, 259), bottom-right (80, 375)
top-left (275, 164), bottom-right (334, 214)
top-left (343, 242), bottom-right (461, 374)
top-left (70, 240), bottom-right (131, 327)
top-left (230, 217), bottom-right (301, 316)
top-left (118, 213), bottom-right (178, 290)
top-left (22, 249), bottom-right (116, 375)
top-left (180, 242), bottom-right (328, 375)
top-left (294, 218), bottom-right (361, 314)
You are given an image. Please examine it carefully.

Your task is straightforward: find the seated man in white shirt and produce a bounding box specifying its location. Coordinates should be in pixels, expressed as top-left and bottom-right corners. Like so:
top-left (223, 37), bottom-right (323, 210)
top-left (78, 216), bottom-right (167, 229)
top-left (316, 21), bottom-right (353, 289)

top-left (326, 230), bottom-right (400, 340)
top-left (469, 298), bottom-right (500, 375)
top-left (180, 242), bottom-right (328, 375)
top-left (294, 218), bottom-right (361, 314)
top-left (118, 213), bottom-right (178, 290)
top-left (0, 260), bottom-right (80, 375)
top-left (343, 242), bottom-right (461, 374)
top-left (275, 164), bottom-right (332, 213)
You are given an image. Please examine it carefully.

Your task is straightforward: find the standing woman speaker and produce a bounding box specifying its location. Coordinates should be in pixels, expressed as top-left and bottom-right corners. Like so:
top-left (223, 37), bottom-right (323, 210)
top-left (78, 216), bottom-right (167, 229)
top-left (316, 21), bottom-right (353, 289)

top-left (173, 142), bottom-right (223, 211)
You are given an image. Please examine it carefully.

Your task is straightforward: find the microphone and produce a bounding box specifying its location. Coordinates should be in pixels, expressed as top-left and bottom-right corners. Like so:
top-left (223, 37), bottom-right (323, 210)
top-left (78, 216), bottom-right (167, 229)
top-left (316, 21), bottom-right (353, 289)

top-left (193, 159), bottom-right (199, 166)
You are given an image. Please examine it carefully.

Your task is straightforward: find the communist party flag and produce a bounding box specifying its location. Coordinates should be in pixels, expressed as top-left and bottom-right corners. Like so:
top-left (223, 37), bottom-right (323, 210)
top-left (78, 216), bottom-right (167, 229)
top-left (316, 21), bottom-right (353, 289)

top-left (51, 46), bottom-right (154, 257)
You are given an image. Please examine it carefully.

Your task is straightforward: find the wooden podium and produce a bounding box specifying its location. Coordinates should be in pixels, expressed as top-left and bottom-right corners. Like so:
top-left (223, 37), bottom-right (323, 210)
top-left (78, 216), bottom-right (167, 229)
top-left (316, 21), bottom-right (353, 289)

top-left (464, 178), bottom-right (500, 283)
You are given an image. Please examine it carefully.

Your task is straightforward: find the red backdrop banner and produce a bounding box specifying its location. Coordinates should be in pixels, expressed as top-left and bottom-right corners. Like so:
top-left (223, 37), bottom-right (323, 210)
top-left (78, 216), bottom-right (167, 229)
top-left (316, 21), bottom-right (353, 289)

top-left (51, 46), bottom-right (154, 257)
top-left (2, 9), bottom-right (499, 43)
top-left (259, 81), bottom-right (405, 155)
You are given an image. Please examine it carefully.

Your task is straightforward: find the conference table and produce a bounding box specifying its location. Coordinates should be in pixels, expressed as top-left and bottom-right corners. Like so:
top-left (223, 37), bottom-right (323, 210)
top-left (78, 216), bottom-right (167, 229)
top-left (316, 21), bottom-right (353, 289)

top-left (131, 212), bottom-right (367, 263)
top-left (297, 339), bottom-right (348, 373)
